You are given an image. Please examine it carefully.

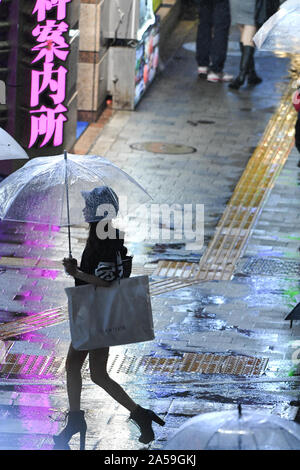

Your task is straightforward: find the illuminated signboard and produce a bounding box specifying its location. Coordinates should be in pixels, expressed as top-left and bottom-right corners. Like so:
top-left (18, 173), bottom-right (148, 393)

top-left (29, 0), bottom-right (71, 148)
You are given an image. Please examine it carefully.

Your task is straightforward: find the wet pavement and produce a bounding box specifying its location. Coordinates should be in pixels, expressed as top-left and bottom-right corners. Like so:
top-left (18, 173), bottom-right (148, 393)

top-left (0, 17), bottom-right (300, 451)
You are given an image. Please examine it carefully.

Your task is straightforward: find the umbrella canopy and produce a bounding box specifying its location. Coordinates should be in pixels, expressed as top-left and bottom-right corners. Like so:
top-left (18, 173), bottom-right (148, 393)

top-left (253, 0), bottom-right (300, 53)
top-left (285, 301), bottom-right (300, 325)
top-left (0, 128), bottom-right (28, 160)
top-left (0, 152), bottom-right (151, 256)
top-left (0, 152), bottom-right (151, 226)
top-left (164, 409), bottom-right (300, 450)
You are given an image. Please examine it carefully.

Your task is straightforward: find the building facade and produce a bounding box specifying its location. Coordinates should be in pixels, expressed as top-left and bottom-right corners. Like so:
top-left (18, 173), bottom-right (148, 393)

top-left (0, 0), bottom-right (179, 176)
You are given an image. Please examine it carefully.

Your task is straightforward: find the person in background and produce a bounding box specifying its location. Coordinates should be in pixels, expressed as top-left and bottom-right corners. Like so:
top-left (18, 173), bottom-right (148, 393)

top-left (195, 0), bottom-right (233, 83)
top-left (229, 0), bottom-right (262, 89)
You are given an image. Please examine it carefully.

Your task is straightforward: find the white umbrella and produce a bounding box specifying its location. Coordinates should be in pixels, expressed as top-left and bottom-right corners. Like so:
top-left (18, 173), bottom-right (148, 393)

top-left (254, 0), bottom-right (300, 53)
top-left (164, 407), bottom-right (300, 450)
top-left (0, 127), bottom-right (28, 160)
top-left (0, 151), bottom-right (151, 257)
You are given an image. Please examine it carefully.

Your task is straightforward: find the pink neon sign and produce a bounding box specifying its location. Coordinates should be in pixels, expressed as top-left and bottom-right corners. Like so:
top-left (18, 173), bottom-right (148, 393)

top-left (29, 0), bottom-right (70, 148)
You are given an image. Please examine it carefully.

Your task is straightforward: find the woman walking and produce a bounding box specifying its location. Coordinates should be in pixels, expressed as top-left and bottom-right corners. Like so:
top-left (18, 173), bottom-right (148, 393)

top-left (229, 0), bottom-right (262, 89)
top-left (53, 186), bottom-right (165, 450)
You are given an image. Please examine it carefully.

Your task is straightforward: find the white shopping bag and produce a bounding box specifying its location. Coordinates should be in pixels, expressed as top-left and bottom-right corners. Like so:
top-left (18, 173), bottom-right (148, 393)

top-left (65, 275), bottom-right (154, 350)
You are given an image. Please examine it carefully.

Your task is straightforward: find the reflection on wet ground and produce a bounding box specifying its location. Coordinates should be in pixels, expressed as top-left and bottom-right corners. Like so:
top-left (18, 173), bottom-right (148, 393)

top-left (0, 24), bottom-right (300, 450)
top-left (2, 228), bottom-right (298, 450)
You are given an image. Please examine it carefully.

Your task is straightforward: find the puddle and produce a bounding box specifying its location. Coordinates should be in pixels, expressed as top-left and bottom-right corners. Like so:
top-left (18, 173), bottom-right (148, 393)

top-left (139, 242), bottom-right (202, 264)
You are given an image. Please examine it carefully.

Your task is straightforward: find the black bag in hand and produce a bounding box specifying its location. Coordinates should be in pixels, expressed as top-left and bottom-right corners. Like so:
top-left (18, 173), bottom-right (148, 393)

top-left (255, 0), bottom-right (280, 28)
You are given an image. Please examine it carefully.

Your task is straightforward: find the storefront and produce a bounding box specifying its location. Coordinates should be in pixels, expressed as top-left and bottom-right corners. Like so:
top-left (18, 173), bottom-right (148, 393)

top-left (78, 0), bottom-right (161, 119)
top-left (77, 0), bottom-right (181, 120)
top-left (106, 0), bottom-right (160, 110)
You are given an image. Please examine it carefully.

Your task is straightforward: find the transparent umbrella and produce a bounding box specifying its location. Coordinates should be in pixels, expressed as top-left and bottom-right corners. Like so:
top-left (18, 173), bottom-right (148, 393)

top-left (164, 407), bottom-right (300, 450)
top-left (0, 127), bottom-right (28, 160)
top-left (253, 0), bottom-right (300, 53)
top-left (0, 151), bottom-right (151, 256)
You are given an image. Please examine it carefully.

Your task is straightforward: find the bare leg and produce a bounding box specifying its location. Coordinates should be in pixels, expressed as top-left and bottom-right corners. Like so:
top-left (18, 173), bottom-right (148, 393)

top-left (65, 343), bottom-right (88, 412)
top-left (89, 348), bottom-right (165, 445)
top-left (89, 347), bottom-right (138, 413)
top-left (241, 24), bottom-right (257, 46)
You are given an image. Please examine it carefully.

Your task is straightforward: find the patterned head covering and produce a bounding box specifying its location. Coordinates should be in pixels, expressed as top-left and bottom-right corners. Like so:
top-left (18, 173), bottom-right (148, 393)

top-left (81, 186), bottom-right (119, 222)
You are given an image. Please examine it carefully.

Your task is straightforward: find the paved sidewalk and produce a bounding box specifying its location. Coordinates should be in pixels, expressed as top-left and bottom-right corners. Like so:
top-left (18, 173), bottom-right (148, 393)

top-left (0, 18), bottom-right (299, 451)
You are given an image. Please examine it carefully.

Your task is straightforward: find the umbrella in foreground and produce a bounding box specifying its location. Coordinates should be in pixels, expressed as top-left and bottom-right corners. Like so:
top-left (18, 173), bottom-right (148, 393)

top-left (253, 0), bottom-right (300, 53)
top-left (0, 127), bottom-right (28, 160)
top-left (0, 152), bottom-right (151, 256)
top-left (164, 407), bottom-right (300, 450)
top-left (285, 301), bottom-right (300, 327)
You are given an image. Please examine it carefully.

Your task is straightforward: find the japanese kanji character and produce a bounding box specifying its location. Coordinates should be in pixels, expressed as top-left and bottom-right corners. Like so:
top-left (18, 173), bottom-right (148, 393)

top-left (32, 20), bottom-right (69, 46)
top-left (29, 104), bottom-right (67, 148)
top-left (31, 63), bottom-right (67, 107)
top-left (31, 20), bottom-right (69, 63)
top-left (32, 0), bottom-right (71, 22)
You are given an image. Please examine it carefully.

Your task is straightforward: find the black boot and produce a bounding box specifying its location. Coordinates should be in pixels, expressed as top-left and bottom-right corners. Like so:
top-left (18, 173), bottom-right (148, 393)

top-left (129, 405), bottom-right (165, 444)
top-left (238, 42), bottom-right (262, 86)
top-left (229, 45), bottom-right (255, 90)
top-left (53, 410), bottom-right (87, 450)
top-left (248, 53), bottom-right (262, 85)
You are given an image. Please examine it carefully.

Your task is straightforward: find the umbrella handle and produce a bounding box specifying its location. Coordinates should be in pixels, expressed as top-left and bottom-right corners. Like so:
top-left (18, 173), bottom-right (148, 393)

top-left (64, 150), bottom-right (72, 258)
top-left (67, 224), bottom-right (72, 259)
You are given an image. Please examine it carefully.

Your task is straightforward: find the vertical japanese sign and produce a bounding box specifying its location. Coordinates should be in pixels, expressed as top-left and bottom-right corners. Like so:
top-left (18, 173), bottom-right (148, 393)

top-left (29, 0), bottom-right (71, 148)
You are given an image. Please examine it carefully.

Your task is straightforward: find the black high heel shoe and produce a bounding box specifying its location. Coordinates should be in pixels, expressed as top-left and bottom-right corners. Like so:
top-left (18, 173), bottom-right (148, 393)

top-left (229, 45), bottom-right (255, 90)
top-left (247, 64), bottom-right (262, 85)
top-left (129, 405), bottom-right (165, 444)
top-left (53, 410), bottom-right (87, 450)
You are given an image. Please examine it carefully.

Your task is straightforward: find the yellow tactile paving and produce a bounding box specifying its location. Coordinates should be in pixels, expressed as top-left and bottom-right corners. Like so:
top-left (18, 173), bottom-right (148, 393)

top-left (1, 73), bottom-right (297, 292)
top-left (0, 60), bottom-right (299, 337)
top-left (109, 352), bottom-right (269, 376)
top-left (150, 69), bottom-right (299, 295)
top-left (0, 308), bottom-right (66, 340)
top-left (0, 350), bottom-right (268, 379)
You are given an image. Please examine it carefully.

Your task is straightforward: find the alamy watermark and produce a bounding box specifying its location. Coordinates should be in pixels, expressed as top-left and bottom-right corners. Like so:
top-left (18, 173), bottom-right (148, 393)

top-left (93, 197), bottom-right (204, 246)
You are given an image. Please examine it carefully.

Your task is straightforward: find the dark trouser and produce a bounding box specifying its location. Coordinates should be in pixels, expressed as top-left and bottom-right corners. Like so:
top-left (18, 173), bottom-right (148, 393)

top-left (196, 0), bottom-right (231, 73)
